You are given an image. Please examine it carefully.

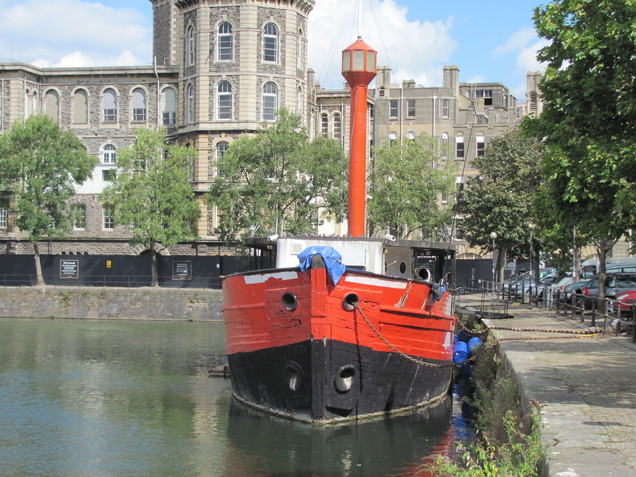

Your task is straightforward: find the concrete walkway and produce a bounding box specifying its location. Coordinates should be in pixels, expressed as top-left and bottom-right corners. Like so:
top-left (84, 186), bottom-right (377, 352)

top-left (457, 294), bottom-right (636, 477)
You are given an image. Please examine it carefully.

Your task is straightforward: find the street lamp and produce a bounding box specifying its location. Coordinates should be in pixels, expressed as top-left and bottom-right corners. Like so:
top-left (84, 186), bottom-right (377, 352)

top-left (490, 232), bottom-right (497, 291)
top-left (528, 223), bottom-right (535, 302)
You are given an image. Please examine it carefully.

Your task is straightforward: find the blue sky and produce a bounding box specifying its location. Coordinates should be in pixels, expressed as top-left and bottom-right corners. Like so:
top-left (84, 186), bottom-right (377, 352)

top-left (0, 0), bottom-right (548, 100)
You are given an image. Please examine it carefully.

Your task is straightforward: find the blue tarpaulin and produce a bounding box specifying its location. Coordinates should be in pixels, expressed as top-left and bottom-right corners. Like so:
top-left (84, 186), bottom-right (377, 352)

top-left (297, 246), bottom-right (346, 285)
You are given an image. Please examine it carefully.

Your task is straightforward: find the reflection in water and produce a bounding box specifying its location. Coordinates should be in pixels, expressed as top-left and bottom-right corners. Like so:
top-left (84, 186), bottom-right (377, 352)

top-left (0, 319), bottom-right (473, 476)
top-left (224, 398), bottom-right (454, 477)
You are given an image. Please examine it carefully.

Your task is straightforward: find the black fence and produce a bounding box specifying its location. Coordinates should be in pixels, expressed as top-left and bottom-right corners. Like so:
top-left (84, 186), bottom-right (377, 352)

top-left (0, 254), bottom-right (250, 289)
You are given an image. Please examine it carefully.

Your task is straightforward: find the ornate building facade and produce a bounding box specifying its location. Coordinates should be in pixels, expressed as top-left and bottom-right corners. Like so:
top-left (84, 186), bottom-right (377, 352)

top-left (0, 0), bottom-right (526, 256)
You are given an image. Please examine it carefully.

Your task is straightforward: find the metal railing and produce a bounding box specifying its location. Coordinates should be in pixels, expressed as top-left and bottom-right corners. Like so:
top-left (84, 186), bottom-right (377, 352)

top-left (0, 273), bottom-right (222, 289)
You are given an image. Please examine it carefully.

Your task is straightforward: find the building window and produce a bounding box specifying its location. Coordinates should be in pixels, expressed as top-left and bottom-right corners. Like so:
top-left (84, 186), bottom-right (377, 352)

top-left (102, 169), bottom-right (116, 182)
top-left (296, 86), bottom-right (304, 118)
top-left (72, 204), bottom-right (86, 230)
top-left (441, 132), bottom-right (449, 159)
top-left (262, 82), bottom-right (277, 121)
top-left (44, 90), bottom-right (60, 123)
top-left (216, 141), bottom-right (229, 175)
top-left (369, 104), bottom-right (374, 119)
top-left (333, 113), bottom-right (342, 140)
top-left (187, 25), bottom-right (195, 66)
top-left (103, 144), bottom-right (116, 164)
top-left (132, 88), bottom-right (146, 122)
top-left (187, 84), bottom-right (195, 123)
top-left (455, 134), bottom-right (465, 159)
top-left (321, 113), bottom-right (329, 137)
top-left (389, 99), bottom-right (398, 119)
top-left (103, 88), bottom-right (117, 123)
top-left (161, 88), bottom-right (177, 126)
top-left (442, 98), bottom-right (450, 118)
top-left (263, 23), bottom-right (278, 63)
top-left (102, 205), bottom-right (115, 230)
top-left (217, 80), bottom-right (233, 120)
top-left (406, 130), bottom-right (416, 141)
top-left (218, 21), bottom-right (233, 61)
top-left (476, 89), bottom-right (493, 106)
top-left (296, 29), bottom-right (304, 70)
top-left (388, 131), bottom-right (397, 145)
top-left (476, 135), bottom-right (485, 157)
top-left (0, 199), bottom-right (8, 229)
top-left (406, 99), bottom-right (416, 118)
top-left (73, 89), bottom-right (88, 124)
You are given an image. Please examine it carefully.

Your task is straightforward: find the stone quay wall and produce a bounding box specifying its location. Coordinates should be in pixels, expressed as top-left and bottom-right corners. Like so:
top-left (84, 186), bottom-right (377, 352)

top-left (0, 286), bottom-right (225, 321)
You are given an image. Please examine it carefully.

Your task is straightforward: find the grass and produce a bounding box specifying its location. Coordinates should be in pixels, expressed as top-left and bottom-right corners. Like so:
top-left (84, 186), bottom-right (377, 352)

top-left (430, 322), bottom-right (546, 476)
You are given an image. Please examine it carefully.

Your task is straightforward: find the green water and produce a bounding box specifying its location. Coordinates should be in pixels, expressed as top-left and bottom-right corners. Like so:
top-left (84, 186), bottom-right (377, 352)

top-left (0, 319), bottom-right (460, 477)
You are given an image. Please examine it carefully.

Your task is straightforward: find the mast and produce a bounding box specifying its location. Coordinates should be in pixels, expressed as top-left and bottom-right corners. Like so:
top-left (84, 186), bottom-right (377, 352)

top-left (342, 38), bottom-right (377, 237)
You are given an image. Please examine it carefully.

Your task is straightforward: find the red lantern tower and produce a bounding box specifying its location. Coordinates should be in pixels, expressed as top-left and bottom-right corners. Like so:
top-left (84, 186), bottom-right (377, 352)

top-left (342, 37), bottom-right (377, 237)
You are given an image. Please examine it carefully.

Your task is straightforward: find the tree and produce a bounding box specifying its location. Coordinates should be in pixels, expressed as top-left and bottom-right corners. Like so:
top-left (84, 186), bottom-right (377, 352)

top-left (367, 136), bottom-right (456, 240)
top-left (527, 0), bottom-right (636, 307)
top-left (101, 128), bottom-right (200, 286)
top-left (208, 109), bottom-right (348, 241)
top-left (456, 130), bottom-right (544, 283)
top-left (0, 115), bottom-right (96, 285)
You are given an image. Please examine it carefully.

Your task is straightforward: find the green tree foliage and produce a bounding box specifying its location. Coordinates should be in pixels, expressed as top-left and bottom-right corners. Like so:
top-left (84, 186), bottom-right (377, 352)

top-left (527, 0), bottom-right (636, 304)
top-left (456, 130), bottom-right (544, 277)
top-left (0, 115), bottom-right (96, 284)
top-left (368, 136), bottom-right (457, 240)
top-left (208, 109), bottom-right (347, 241)
top-left (101, 128), bottom-right (200, 286)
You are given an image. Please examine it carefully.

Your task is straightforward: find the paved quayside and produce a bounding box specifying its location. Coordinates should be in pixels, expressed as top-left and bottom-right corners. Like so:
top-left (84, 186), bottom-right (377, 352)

top-left (458, 294), bottom-right (636, 477)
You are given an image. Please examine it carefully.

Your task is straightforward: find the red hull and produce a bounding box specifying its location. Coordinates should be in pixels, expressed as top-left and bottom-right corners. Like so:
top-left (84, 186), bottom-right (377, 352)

top-left (222, 264), bottom-right (456, 423)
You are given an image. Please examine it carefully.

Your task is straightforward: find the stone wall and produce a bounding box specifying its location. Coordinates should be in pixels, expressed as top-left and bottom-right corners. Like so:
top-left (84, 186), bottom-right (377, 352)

top-left (0, 287), bottom-right (224, 321)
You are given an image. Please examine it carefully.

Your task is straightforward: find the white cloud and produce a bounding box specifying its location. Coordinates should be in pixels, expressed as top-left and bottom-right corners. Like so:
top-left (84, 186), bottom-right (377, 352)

top-left (492, 26), bottom-right (536, 58)
top-left (516, 39), bottom-right (549, 74)
top-left (309, 0), bottom-right (455, 89)
top-left (0, 0), bottom-right (151, 66)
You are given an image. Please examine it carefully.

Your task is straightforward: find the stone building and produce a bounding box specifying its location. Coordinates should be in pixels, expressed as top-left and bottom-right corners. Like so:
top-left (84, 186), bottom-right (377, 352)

top-left (0, 0), bottom-right (526, 257)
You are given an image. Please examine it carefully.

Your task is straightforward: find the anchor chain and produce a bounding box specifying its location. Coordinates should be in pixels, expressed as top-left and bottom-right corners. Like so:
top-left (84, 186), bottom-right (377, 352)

top-left (354, 303), bottom-right (605, 368)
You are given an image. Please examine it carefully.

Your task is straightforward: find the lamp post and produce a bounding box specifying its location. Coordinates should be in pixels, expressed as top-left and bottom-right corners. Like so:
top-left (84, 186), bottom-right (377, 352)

top-left (528, 223), bottom-right (535, 303)
top-left (490, 232), bottom-right (497, 292)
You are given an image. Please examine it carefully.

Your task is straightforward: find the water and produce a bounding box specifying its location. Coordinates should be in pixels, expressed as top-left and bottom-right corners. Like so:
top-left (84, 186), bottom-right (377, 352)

top-left (0, 319), bottom-right (473, 476)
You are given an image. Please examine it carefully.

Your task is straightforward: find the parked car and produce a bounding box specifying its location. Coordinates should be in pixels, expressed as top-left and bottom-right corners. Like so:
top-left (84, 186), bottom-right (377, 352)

top-left (551, 275), bottom-right (574, 298)
top-left (535, 273), bottom-right (560, 298)
top-left (582, 271), bottom-right (636, 309)
top-left (613, 289), bottom-right (636, 315)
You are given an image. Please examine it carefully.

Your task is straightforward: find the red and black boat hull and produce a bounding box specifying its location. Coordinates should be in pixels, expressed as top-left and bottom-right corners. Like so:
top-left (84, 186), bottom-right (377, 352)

top-left (222, 263), bottom-right (455, 424)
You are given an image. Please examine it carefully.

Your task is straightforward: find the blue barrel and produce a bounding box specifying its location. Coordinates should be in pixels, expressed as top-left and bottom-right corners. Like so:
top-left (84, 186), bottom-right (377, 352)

top-left (468, 337), bottom-right (483, 355)
top-left (453, 340), bottom-right (469, 365)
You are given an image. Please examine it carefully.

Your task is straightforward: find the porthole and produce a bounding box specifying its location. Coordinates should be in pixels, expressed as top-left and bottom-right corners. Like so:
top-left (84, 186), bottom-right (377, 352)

top-left (334, 365), bottom-right (356, 393)
top-left (284, 361), bottom-right (303, 392)
top-left (281, 292), bottom-right (298, 311)
top-left (342, 293), bottom-right (359, 311)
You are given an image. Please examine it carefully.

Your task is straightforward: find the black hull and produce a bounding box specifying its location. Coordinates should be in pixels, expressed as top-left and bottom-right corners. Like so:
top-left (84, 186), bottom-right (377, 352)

top-left (228, 338), bottom-right (453, 424)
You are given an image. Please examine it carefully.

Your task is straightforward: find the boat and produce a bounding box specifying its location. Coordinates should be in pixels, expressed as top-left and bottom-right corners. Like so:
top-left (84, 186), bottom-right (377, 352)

top-left (220, 34), bottom-right (457, 424)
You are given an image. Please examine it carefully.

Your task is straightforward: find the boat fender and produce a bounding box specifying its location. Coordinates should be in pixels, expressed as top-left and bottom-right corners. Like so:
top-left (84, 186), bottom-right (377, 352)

top-left (453, 340), bottom-right (469, 365)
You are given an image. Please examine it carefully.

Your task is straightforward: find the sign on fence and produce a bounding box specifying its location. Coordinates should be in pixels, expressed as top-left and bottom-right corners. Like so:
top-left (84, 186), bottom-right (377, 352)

top-left (60, 260), bottom-right (79, 279)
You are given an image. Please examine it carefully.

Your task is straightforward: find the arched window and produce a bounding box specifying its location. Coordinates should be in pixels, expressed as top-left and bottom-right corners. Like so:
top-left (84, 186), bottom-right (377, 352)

top-left (476, 134), bottom-right (485, 157)
top-left (73, 89), bottom-right (88, 125)
top-left (44, 90), bottom-right (59, 123)
top-left (388, 131), bottom-right (398, 145)
top-left (103, 144), bottom-right (117, 164)
top-left (187, 25), bottom-right (195, 66)
top-left (333, 113), bottom-right (342, 140)
top-left (321, 113), bottom-right (329, 137)
top-left (263, 23), bottom-right (278, 63)
top-left (296, 86), bottom-right (303, 118)
top-left (187, 84), bottom-right (195, 123)
top-left (296, 29), bottom-right (304, 70)
top-left (217, 80), bottom-right (233, 120)
top-left (218, 21), bottom-right (233, 61)
top-left (406, 130), bottom-right (416, 141)
top-left (132, 88), bottom-right (146, 122)
top-left (262, 82), bottom-right (277, 121)
top-left (103, 88), bottom-right (117, 122)
top-left (161, 88), bottom-right (177, 126)
top-left (216, 141), bottom-right (229, 175)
